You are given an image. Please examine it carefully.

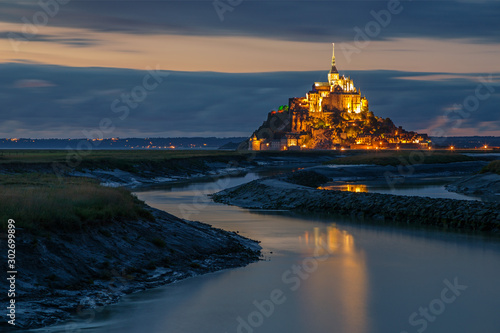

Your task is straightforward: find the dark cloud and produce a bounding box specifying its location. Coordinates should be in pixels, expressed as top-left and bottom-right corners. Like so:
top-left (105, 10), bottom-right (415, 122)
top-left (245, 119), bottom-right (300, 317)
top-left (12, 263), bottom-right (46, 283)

top-left (0, 31), bottom-right (101, 47)
top-left (1, 1), bottom-right (500, 44)
top-left (13, 78), bottom-right (55, 88)
top-left (0, 63), bottom-right (498, 138)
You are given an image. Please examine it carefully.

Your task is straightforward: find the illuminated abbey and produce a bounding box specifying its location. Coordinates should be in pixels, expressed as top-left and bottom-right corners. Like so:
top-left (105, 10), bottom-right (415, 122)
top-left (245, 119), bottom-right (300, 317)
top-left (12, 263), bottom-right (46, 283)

top-left (249, 43), bottom-right (430, 150)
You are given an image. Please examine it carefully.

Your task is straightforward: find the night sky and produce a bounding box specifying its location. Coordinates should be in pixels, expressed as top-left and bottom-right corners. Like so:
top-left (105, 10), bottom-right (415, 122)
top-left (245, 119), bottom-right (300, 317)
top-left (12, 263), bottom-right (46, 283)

top-left (1, 0), bottom-right (499, 138)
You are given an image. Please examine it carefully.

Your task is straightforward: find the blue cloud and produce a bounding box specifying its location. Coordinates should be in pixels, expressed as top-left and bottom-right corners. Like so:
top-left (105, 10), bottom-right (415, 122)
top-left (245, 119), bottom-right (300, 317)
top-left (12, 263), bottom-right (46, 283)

top-left (1, 1), bottom-right (500, 44)
top-left (0, 63), bottom-right (499, 138)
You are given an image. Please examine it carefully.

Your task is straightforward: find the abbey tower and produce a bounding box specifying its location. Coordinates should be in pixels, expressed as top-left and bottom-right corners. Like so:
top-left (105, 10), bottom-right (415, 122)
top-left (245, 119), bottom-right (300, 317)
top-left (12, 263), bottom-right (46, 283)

top-left (249, 43), bottom-right (430, 150)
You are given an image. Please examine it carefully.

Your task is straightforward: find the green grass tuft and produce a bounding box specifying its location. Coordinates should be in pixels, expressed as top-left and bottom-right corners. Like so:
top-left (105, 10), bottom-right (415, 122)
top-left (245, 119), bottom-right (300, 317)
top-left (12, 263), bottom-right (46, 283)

top-left (0, 149), bottom-right (239, 165)
top-left (0, 173), bottom-right (154, 232)
top-left (480, 160), bottom-right (500, 175)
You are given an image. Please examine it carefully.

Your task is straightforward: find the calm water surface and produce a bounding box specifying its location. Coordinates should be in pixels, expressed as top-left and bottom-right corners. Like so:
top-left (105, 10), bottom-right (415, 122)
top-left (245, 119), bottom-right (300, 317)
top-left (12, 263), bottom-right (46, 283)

top-left (40, 170), bottom-right (500, 333)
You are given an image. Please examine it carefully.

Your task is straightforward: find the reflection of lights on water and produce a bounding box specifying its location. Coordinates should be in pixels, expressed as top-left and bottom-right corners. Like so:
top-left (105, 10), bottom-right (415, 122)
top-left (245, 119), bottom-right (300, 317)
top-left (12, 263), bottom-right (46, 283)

top-left (318, 184), bottom-right (368, 193)
top-left (298, 225), bottom-right (367, 333)
top-left (327, 226), bottom-right (337, 253)
top-left (314, 227), bottom-right (320, 248)
top-left (299, 224), bottom-right (356, 256)
top-left (343, 233), bottom-right (354, 253)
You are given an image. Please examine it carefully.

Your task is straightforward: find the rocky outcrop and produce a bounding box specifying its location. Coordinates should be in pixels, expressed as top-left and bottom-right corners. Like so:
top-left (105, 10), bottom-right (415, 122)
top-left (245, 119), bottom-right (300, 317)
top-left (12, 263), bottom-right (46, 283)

top-left (446, 172), bottom-right (500, 196)
top-left (212, 176), bottom-right (500, 234)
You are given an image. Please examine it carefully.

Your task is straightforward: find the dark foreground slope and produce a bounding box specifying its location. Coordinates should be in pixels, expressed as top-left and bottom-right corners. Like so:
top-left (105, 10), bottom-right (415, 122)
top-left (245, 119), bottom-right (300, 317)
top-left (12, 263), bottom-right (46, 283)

top-left (0, 176), bottom-right (260, 329)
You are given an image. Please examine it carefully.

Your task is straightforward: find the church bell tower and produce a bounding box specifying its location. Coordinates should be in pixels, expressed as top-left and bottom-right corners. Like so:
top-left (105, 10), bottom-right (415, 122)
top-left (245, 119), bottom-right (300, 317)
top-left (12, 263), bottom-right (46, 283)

top-left (327, 43), bottom-right (339, 85)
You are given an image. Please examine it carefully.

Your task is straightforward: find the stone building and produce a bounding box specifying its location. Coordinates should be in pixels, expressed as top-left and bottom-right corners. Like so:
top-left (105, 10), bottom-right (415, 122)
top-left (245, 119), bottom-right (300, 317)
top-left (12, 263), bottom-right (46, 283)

top-left (248, 43), bottom-right (430, 150)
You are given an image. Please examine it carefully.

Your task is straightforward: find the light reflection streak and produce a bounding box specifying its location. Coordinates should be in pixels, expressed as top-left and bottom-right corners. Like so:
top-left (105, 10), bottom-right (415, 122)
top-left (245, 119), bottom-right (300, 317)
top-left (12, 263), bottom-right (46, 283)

top-left (299, 224), bottom-right (368, 333)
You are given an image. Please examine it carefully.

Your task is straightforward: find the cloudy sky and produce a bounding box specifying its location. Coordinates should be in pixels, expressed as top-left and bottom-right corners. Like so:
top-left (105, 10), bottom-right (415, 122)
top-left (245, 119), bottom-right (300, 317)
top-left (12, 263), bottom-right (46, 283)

top-left (1, 0), bottom-right (499, 138)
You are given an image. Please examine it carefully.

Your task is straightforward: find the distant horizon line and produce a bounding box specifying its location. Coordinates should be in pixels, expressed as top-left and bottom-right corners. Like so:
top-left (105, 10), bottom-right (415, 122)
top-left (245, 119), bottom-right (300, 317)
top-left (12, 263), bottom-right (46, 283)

top-left (0, 137), bottom-right (249, 140)
top-left (1, 136), bottom-right (500, 140)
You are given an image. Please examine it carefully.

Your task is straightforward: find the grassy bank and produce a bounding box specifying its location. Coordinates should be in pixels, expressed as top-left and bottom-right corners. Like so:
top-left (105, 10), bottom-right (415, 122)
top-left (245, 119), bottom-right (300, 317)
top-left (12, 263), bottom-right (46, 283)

top-left (0, 150), bottom-right (262, 178)
top-left (0, 149), bottom-right (241, 164)
top-left (481, 160), bottom-right (500, 175)
top-left (0, 173), bottom-right (153, 232)
top-left (323, 151), bottom-right (476, 166)
top-left (0, 150), bottom-right (243, 172)
top-left (0, 149), bottom-right (489, 180)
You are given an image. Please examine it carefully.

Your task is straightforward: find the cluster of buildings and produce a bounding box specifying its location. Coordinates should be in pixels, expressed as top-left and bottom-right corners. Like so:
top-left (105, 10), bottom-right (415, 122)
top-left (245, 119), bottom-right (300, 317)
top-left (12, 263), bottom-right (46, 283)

top-left (249, 43), bottom-right (431, 151)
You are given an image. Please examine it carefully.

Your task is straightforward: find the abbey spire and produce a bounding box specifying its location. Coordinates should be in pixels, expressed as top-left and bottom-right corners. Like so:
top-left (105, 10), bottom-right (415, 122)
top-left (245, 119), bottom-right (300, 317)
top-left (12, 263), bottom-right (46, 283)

top-left (328, 43), bottom-right (339, 84)
top-left (329, 43), bottom-right (338, 74)
top-left (247, 42), bottom-right (431, 151)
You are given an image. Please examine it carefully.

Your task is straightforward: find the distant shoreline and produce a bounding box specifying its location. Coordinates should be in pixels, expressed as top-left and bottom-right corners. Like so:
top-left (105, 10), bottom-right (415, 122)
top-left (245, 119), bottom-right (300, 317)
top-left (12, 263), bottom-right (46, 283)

top-left (0, 135), bottom-right (499, 150)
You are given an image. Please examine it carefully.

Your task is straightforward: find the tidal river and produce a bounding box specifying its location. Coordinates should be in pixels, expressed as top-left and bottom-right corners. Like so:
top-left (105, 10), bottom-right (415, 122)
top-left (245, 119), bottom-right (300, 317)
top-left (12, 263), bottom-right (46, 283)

top-left (42, 169), bottom-right (500, 333)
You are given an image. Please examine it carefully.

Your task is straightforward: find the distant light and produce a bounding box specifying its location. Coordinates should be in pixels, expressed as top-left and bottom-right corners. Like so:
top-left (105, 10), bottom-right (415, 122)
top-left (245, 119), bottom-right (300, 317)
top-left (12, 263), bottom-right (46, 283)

top-left (450, 146), bottom-right (454, 150)
top-left (484, 145), bottom-right (488, 149)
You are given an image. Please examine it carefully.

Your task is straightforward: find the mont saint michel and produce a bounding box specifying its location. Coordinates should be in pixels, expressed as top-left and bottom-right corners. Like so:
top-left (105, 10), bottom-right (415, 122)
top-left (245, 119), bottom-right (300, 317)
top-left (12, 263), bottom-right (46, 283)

top-left (248, 44), bottom-right (431, 150)
top-left (1, 1), bottom-right (499, 332)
